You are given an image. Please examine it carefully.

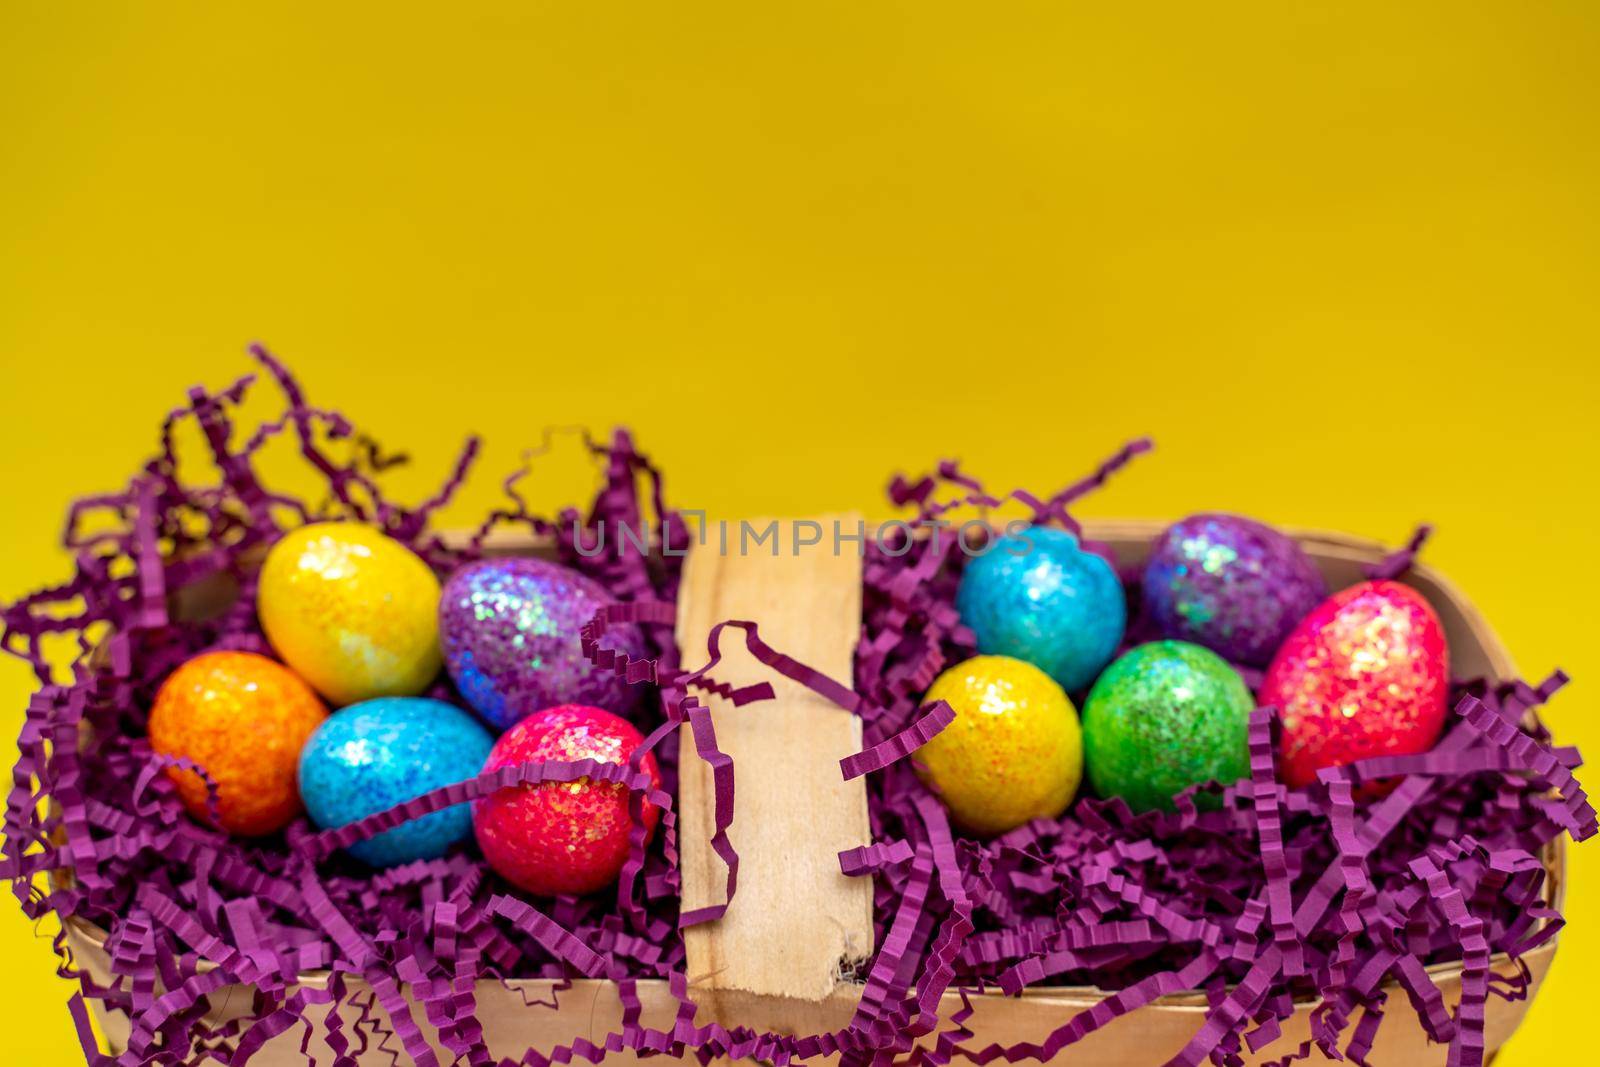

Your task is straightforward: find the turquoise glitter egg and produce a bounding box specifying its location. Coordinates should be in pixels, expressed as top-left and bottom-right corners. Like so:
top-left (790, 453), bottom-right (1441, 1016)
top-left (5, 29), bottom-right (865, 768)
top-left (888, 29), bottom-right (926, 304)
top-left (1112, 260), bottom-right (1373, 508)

top-left (956, 526), bottom-right (1126, 692)
top-left (298, 697), bottom-right (495, 867)
top-left (1081, 640), bottom-right (1253, 812)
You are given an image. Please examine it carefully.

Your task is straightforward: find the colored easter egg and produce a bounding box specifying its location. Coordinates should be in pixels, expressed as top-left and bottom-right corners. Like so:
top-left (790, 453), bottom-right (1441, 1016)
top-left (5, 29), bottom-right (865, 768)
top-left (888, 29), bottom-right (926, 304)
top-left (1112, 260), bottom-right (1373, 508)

top-left (1082, 640), bottom-right (1253, 812)
top-left (1261, 580), bottom-right (1449, 788)
top-left (258, 522), bottom-right (442, 705)
top-left (474, 704), bottom-right (660, 896)
top-left (956, 526), bottom-right (1126, 692)
top-left (917, 655), bottom-right (1083, 835)
top-left (298, 697), bottom-right (494, 867)
top-left (439, 558), bottom-right (645, 732)
top-left (148, 651), bottom-right (328, 835)
top-left (1140, 514), bottom-right (1327, 666)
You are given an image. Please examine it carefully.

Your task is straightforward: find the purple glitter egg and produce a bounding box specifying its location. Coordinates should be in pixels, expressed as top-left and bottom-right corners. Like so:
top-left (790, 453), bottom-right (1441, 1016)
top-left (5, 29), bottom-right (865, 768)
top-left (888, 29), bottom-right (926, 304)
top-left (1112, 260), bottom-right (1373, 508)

top-left (1140, 514), bottom-right (1327, 667)
top-left (439, 558), bottom-right (645, 732)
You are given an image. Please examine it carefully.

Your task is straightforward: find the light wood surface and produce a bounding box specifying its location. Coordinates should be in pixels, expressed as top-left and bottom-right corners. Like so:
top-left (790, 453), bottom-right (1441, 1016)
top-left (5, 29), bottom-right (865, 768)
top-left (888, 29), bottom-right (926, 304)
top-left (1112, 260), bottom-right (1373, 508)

top-left (674, 515), bottom-right (874, 1018)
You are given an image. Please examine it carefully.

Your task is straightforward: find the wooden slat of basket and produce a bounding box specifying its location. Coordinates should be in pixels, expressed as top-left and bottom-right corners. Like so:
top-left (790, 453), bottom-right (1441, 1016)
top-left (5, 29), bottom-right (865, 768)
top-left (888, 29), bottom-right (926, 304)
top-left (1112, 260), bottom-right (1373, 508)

top-left (674, 515), bottom-right (874, 1018)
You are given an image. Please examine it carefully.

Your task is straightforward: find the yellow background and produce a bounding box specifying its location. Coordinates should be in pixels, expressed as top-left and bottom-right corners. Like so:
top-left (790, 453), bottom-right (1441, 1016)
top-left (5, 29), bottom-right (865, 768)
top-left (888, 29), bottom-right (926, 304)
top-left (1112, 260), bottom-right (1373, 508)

top-left (3, 3), bottom-right (1596, 1062)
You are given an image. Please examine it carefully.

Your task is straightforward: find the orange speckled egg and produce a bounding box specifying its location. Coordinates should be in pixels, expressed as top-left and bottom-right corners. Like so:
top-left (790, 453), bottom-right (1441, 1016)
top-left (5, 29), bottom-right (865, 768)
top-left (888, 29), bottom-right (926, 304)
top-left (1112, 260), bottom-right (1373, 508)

top-left (147, 651), bottom-right (328, 834)
top-left (257, 522), bottom-right (443, 705)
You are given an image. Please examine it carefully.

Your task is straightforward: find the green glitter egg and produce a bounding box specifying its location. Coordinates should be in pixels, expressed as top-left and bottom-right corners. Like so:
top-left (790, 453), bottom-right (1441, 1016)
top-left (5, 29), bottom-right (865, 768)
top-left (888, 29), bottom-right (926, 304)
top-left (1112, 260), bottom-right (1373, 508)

top-left (1082, 640), bottom-right (1253, 811)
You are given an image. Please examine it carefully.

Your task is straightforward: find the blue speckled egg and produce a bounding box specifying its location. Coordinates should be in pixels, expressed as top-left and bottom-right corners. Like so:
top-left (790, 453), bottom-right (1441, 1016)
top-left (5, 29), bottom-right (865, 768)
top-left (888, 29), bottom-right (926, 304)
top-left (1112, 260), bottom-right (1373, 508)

top-left (956, 526), bottom-right (1126, 693)
top-left (298, 697), bottom-right (495, 867)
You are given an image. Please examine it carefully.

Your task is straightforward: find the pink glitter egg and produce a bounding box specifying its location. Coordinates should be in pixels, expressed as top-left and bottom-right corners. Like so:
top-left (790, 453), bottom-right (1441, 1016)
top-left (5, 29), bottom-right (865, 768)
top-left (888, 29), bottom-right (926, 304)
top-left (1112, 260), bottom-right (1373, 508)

top-left (473, 704), bottom-right (660, 896)
top-left (1261, 580), bottom-right (1450, 788)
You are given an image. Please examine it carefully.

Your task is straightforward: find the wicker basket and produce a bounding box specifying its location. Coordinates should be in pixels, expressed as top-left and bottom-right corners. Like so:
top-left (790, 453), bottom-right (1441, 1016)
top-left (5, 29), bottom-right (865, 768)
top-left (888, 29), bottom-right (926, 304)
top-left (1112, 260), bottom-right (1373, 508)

top-left (61, 520), bottom-right (1562, 1065)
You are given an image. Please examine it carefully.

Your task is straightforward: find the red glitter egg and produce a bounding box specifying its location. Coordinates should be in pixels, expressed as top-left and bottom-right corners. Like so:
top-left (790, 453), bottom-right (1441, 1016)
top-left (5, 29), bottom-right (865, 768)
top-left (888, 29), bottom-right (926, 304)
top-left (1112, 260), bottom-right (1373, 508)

top-left (473, 704), bottom-right (660, 896)
top-left (1261, 580), bottom-right (1449, 788)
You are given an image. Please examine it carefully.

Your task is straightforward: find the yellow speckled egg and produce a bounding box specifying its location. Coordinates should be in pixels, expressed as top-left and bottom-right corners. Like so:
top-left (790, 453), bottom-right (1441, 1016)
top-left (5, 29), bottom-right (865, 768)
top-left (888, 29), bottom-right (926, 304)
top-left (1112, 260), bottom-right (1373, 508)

top-left (917, 654), bottom-right (1083, 836)
top-left (258, 522), bottom-right (442, 705)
